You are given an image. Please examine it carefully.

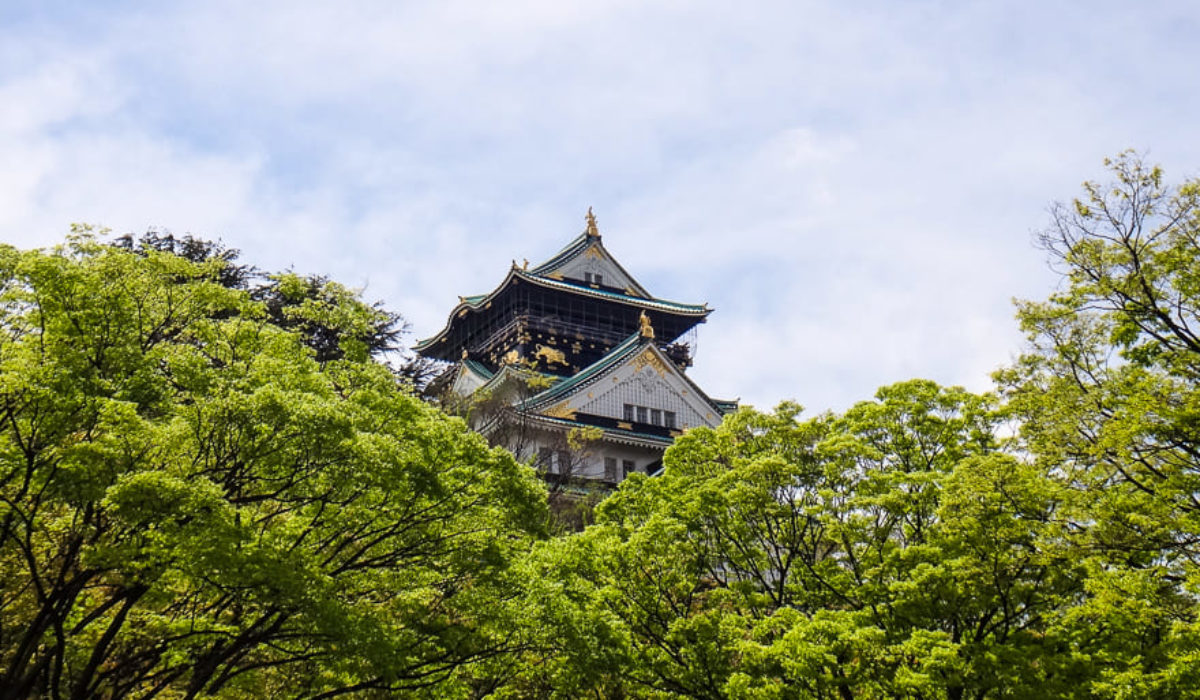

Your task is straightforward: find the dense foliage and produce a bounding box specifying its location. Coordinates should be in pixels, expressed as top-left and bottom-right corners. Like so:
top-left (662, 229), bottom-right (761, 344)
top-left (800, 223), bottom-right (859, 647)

top-left (5, 152), bottom-right (1200, 697)
top-left (0, 231), bottom-right (546, 698)
top-left (113, 230), bottom-right (439, 384)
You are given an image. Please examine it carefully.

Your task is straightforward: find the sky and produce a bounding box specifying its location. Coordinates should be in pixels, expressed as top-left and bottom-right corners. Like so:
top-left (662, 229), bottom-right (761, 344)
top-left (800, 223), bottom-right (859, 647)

top-left (2, 1), bottom-right (1199, 413)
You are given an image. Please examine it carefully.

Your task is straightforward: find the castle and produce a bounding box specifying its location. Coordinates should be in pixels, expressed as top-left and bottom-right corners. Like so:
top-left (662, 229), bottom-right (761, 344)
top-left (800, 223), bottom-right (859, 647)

top-left (417, 210), bottom-right (734, 483)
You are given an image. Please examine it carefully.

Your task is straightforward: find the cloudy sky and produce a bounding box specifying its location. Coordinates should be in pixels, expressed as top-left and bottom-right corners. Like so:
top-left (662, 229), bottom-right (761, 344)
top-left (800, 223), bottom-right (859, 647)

top-left (3, 1), bottom-right (1198, 412)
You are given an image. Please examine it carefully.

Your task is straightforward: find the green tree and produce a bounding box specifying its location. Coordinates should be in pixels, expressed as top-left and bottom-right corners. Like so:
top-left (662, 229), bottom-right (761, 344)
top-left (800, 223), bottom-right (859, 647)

top-left (0, 230), bottom-right (547, 698)
top-left (114, 229), bottom-right (441, 386)
top-left (515, 382), bottom-right (1082, 698)
top-left (999, 152), bottom-right (1200, 696)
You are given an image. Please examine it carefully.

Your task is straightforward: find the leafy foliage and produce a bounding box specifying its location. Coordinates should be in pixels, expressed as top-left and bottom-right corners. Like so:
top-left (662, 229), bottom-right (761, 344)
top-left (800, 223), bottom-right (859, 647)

top-left (997, 151), bottom-right (1200, 697)
top-left (114, 229), bottom-right (440, 385)
top-left (512, 384), bottom-right (1089, 698)
top-left (0, 230), bottom-right (546, 698)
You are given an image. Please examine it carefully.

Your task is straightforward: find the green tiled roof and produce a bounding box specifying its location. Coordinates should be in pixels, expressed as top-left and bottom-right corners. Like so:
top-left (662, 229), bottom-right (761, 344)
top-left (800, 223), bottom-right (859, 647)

top-left (462, 359), bottom-right (494, 381)
top-left (521, 330), bottom-right (728, 424)
top-left (520, 271), bottom-right (707, 314)
top-left (530, 413), bottom-right (676, 447)
top-left (530, 229), bottom-right (653, 298)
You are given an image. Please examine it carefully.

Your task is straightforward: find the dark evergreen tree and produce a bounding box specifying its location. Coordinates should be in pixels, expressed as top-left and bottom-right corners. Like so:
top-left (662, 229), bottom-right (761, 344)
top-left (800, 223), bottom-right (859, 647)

top-left (114, 230), bottom-right (438, 387)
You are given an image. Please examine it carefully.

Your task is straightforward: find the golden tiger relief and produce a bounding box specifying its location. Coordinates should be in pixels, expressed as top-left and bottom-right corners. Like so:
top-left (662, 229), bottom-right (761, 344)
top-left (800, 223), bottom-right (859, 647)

top-left (535, 344), bottom-right (568, 366)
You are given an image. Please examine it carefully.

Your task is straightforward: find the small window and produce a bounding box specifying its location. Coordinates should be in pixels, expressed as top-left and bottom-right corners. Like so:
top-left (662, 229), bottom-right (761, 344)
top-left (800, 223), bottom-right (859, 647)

top-left (636, 406), bottom-right (647, 423)
top-left (583, 272), bottom-right (593, 283)
top-left (594, 274), bottom-right (603, 286)
top-left (538, 447), bottom-right (552, 470)
top-left (650, 409), bottom-right (662, 426)
top-left (556, 450), bottom-right (571, 475)
top-left (605, 457), bottom-right (618, 481)
top-left (624, 404), bottom-right (635, 422)
top-left (665, 411), bottom-right (677, 429)
top-left (622, 460), bottom-right (635, 478)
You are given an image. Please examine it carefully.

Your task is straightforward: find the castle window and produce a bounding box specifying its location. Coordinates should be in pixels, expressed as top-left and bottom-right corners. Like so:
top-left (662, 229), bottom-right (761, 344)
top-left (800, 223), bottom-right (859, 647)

top-left (622, 460), bottom-right (635, 478)
top-left (556, 450), bottom-right (571, 475)
top-left (605, 457), bottom-right (617, 481)
top-left (538, 447), bottom-right (553, 470)
top-left (624, 404), bottom-right (676, 429)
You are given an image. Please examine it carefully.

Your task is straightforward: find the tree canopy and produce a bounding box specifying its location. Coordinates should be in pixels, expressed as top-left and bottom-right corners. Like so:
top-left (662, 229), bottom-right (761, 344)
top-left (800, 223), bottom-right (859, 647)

top-left (0, 230), bottom-right (546, 698)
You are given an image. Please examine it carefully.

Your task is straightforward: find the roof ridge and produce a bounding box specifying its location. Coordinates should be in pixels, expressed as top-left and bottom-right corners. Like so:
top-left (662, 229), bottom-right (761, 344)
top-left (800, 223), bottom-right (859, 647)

top-left (531, 232), bottom-right (590, 275)
top-left (525, 335), bottom-right (728, 419)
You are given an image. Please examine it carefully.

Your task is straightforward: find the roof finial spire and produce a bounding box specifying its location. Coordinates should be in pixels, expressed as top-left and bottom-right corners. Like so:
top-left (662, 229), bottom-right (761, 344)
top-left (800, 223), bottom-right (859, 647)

top-left (585, 207), bottom-right (600, 238)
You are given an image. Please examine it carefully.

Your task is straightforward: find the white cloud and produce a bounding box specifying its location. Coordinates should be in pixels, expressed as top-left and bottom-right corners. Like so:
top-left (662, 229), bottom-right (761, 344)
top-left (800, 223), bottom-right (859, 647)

top-left (2, 0), bottom-right (1199, 411)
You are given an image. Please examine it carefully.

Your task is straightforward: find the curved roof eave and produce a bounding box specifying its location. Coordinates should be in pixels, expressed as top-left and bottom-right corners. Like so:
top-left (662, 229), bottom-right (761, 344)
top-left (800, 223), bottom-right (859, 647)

top-left (522, 332), bottom-right (727, 419)
top-left (414, 266), bottom-right (526, 351)
top-left (475, 362), bottom-right (561, 397)
top-left (462, 359), bottom-right (495, 381)
top-left (525, 413), bottom-right (675, 448)
top-left (414, 267), bottom-right (709, 351)
top-left (521, 270), bottom-right (706, 314)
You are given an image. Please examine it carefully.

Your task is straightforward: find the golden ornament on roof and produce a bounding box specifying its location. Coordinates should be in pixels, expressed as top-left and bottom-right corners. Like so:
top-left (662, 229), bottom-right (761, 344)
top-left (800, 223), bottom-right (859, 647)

top-left (639, 311), bottom-right (655, 339)
top-left (585, 207), bottom-right (600, 238)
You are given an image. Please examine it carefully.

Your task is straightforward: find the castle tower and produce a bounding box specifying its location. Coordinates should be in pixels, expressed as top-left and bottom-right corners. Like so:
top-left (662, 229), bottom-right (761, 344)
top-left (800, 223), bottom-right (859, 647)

top-left (417, 210), bottom-right (735, 483)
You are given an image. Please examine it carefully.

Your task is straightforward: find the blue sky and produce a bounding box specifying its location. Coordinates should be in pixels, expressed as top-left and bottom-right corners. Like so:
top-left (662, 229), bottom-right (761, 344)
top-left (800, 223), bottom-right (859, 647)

top-left (3, 1), bottom-right (1199, 412)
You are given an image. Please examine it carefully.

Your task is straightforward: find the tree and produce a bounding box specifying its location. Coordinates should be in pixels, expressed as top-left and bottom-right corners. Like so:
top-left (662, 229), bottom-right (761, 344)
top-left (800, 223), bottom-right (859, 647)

top-left (0, 229), bottom-right (547, 698)
top-left (998, 152), bottom-right (1200, 696)
top-left (514, 382), bottom-right (1084, 698)
top-left (114, 229), bottom-right (440, 387)
top-left (434, 361), bottom-right (608, 532)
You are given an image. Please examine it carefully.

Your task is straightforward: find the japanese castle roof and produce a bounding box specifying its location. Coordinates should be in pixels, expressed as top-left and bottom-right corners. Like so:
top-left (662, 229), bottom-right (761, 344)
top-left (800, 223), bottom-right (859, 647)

top-left (457, 328), bottom-right (736, 449)
top-left (530, 221), bottom-right (652, 298)
top-left (522, 331), bottom-right (732, 418)
top-left (527, 413), bottom-right (676, 448)
top-left (461, 359), bottom-right (494, 381)
top-left (414, 219), bottom-right (710, 352)
top-left (459, 329), bottom-right (733, 419)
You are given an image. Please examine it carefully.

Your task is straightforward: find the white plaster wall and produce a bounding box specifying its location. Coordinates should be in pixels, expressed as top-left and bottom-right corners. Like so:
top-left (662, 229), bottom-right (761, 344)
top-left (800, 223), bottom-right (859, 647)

top-left (514, 428), bottom-right (664, 483)
top-left (451, 366), bottom-right (488, 396)
top-left (563, 347), bottom-right (723, 430)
